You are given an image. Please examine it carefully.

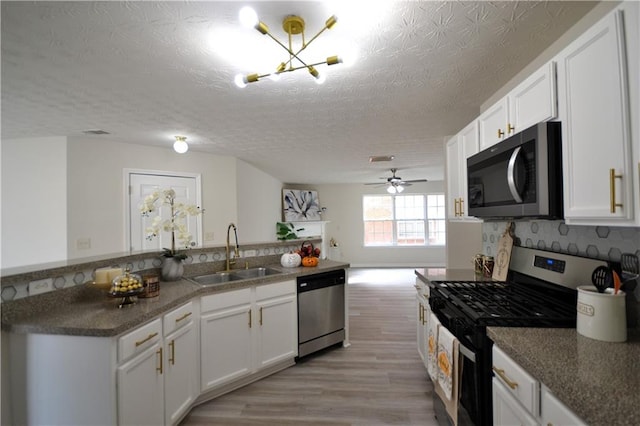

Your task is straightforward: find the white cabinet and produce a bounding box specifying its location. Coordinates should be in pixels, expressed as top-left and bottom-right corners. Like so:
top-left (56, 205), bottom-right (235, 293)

top-left (117, 319), bottom-right (164, 426)
top-left (492, 345), bottom-right (586, 426)
top-left (118, 302), bottom-right (199, 426)
top-left (492, 377), bottom-right (538, 426)
top-left (414, 279), bottom-right (429, 368)
top-left (479, 98), bottom-right (509, 150)
top-left (541, 386), bottom-right (586, 426)
top-left (200, 288), bottom-right (253, 391)
top-left (492, 345), bottom-right (539, 416)
top-left (446, 120), bottom-right (480, 220)
top-left (200, 280), bottom-right (297, 393)
top-left (479, 62), bottom-right (557, 150)
top-left (163, 302), bottom-right (199, 425)
top-left (508, 62), bottom-right (558, 137)
top-left (557, 8), bottom-right (635, 225)
top-left (255, 281), bottom-right (297, 370)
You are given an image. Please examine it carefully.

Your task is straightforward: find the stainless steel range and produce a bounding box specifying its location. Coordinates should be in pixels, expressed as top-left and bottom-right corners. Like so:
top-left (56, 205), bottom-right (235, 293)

top-left (427, 247), bottom-right (609, 425)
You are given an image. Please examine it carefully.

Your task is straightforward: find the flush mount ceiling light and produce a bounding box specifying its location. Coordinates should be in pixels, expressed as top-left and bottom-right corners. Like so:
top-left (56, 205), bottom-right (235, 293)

top-left (234, 6), bottom-right (342, 87)
top-left (173, 136), bottom-right (189, 154)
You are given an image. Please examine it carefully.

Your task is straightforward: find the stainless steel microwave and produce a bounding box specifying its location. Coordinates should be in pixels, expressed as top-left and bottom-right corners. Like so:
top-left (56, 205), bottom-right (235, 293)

top-left (467, 121), bottom-right (563, 219)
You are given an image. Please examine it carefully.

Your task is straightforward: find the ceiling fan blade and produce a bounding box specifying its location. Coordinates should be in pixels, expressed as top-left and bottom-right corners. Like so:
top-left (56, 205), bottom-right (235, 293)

top-left (402, 179), bottom-right (428, 183)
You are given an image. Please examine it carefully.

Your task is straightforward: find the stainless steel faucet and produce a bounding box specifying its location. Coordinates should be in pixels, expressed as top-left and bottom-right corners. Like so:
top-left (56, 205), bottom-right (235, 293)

top-left (225, 223), bottom-right (240, 271)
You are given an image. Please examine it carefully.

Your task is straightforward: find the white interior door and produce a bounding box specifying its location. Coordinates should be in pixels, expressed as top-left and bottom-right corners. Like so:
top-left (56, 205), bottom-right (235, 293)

top-left (128, 172), bottom-right (202, 252)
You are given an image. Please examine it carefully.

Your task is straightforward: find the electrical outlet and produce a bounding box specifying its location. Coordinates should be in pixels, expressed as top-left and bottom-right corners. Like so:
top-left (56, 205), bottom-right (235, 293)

top-left (77, 237), bottom-right (91, 250)
top-left (29, 278), bottom-right (54, 296)
top-left (243, 249), bottom-right (256, 257)
top-left (204, 232), bottom-right (215, 241)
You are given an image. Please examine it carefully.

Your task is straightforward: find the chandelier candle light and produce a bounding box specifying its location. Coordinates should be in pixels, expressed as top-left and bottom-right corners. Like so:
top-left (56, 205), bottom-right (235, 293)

top-left (235, 6), bottom-right (342, 87)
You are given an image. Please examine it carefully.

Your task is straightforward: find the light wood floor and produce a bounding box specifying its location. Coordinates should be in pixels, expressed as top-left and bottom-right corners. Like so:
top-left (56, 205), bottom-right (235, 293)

top-left (180, 268), bottom-right (437, 425)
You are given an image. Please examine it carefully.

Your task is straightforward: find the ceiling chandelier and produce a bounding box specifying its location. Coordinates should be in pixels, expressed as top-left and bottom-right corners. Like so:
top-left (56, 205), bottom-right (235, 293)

top-left (234, 6), bottom-right (342, 87)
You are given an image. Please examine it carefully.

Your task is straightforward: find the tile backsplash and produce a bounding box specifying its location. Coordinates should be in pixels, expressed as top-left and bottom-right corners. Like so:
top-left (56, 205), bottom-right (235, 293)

top-left (0, 240), bottom-right (316, 302)
top-left (482, 220), bottom-right (640, 261)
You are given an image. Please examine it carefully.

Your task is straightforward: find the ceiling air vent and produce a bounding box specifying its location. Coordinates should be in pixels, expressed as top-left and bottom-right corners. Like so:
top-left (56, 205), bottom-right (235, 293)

top-left (369, 155), bottom-right (395, 163)
top-left (82, 129), bottom-right (110, 135)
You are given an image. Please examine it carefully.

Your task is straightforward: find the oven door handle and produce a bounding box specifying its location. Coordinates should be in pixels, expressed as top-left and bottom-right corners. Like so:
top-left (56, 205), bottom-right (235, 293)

top-left (458, 340), bottom-right (476, 363)
top-left (507, 146), bottom-right (524, 203)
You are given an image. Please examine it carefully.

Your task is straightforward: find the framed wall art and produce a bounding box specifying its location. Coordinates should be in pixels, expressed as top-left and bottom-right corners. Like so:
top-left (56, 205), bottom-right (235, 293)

top-left (282, 189), bottom-right (322, 221)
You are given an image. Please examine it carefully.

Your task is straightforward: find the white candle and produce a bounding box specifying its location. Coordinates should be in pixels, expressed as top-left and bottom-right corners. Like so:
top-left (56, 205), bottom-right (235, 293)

top-left (107, 268), bottom-right (123, 283)
top-left (94, 268), bottom-right (110, 284)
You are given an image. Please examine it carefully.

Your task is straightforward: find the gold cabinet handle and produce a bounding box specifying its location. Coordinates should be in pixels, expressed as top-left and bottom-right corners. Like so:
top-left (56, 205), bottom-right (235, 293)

top-left (459, 198), bottom-right (464, 216)
top-left (498, 128), bottom-right (505, 138)
top-left (169, 340), bottom-right (175, 365)
top-left (609, 168), bottom-right (623, 213)
top-left (418, 303), bottom-right (423, 322)
top-left (248, 310), bottom-right (252, 328)
top-left (507, 123), bottom-right (515, 134)
top-left (175, 312), bottom-right (192, 323)
top-left (493, 367), bottom-right (518, 389)
top-left (135, 332), bottom-right (158, 347)
top-left (259, 307), bottom-right (263, 326)
top-left (453, 198), bottom-right (459, 216)
top-left (156, 347), bottom-right (163, 374)
top-left (421, 304), bottom-right (427, 325)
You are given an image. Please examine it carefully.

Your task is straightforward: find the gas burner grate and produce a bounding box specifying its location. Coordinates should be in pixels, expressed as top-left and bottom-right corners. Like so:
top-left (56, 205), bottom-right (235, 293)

top-left (431, 280), bottom-right (576, 327)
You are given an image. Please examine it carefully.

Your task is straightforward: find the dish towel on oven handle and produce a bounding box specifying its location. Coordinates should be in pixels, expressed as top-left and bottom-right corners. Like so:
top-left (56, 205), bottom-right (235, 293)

top-left (427, 311), bottom-right (440, 383)
top-left (437, 325), bottom-right (457, 401)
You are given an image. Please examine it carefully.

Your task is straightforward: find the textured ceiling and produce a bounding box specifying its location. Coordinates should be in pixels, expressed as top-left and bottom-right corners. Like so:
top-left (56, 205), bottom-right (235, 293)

top-left (1, 1), bottom-right (597, 184)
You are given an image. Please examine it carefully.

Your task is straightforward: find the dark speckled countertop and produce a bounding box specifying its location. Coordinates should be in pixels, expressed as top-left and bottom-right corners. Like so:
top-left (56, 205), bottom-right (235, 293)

top-left (2, 260), bottom-right (349, 337)
top-left (488, 327), bottom-right (640, 426)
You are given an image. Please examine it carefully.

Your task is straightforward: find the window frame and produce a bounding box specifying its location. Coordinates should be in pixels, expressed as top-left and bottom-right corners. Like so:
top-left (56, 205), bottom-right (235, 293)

top-left (362, 193), bottom-right (446, 247)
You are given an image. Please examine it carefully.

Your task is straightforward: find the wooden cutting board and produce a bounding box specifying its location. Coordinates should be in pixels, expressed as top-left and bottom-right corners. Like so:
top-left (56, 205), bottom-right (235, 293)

top-left (492, 223), bottom-right (514, 281)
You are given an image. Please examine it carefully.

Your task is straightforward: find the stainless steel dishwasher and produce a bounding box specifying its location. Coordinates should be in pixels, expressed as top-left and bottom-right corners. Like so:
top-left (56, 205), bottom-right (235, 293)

top-left (297, 269), bottom-right (346, 358)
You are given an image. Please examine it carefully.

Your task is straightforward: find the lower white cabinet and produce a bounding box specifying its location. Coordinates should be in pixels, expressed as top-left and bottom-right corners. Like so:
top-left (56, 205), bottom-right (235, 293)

top-left (117, 302), bottom-right (198, 426)
top-left (163, 303), bottom-right (199, 425)
top-left (541, 386), bottom-right (586, 426)
top-left (5, 280), bottom-right (297, 425)
top-left (200, 280), bottom-right (297, 393)
top-left (492, 344), bottom-right (586, 426)
top-left (117, 340), bottom-right (165, 425)
top-left (200, 288), bottom-right (253, 390)
top-left (415, 280), bottom-right (428, 367)
top-left (492, 377), bottom-right (538, 426)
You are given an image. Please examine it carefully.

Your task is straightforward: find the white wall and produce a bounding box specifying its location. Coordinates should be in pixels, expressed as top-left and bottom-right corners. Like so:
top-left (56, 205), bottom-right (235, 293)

top-left (314, 181), bottom-right (446, 267)
top-left (67, 137), bottom-right (238, 259)
top-left (1, 137), bottom-right (68, 268)
top-left (236, 160), bottom-right (283, 243)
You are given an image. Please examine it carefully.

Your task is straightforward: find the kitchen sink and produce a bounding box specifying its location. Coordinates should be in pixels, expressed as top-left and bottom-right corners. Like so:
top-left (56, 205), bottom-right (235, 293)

top-left (187, 267), bottom-right (283, 287)
top-left (230, 267), bottom-right (282, 279)
top-left (188, 272), bottom-right (236, 286)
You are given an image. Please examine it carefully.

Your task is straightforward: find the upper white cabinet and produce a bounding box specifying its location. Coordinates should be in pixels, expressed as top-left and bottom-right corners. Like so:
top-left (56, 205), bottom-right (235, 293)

top-left (558, 8), bottom-right (636, 225)
top-left (508, 62), bottom-right (558, 137)
top-left (446, 120), bottom-right (480, 220)
top-left (479, 62), bottom-right (557, 150)
top-left (479, 98), bottom-right (509, 150)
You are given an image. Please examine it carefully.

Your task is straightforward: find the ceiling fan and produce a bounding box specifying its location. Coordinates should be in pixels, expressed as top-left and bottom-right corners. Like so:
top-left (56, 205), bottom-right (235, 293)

top-left (364, 168), bottom-right (428, 193)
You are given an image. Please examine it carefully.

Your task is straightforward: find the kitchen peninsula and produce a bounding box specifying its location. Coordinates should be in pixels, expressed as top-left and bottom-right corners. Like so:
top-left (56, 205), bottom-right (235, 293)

top-left (1, 240), bottom-right (349, 425)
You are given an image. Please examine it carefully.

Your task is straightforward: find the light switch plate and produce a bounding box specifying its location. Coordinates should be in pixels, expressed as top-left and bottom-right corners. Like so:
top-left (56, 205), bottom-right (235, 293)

top-left (29, 278), bottom-right (54, 296)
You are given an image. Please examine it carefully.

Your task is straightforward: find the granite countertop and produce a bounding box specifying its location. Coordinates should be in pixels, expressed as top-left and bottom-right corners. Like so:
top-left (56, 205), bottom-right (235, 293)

top-left (414, 267), bottom-right (492, 283)
top-left (488, 327), bottom-right (640, 426)
top-left (1, 260), bottom-right (349, 338)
